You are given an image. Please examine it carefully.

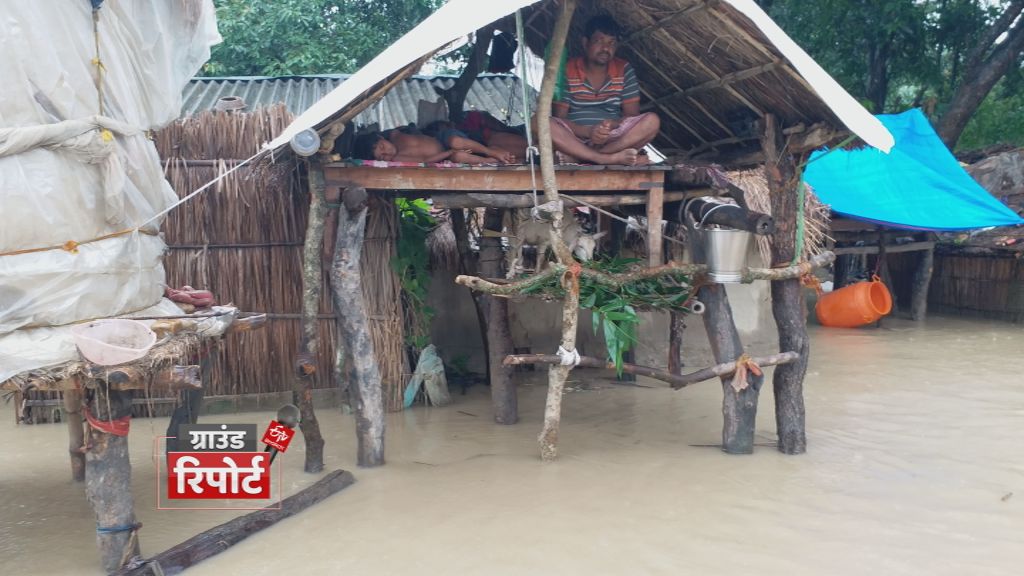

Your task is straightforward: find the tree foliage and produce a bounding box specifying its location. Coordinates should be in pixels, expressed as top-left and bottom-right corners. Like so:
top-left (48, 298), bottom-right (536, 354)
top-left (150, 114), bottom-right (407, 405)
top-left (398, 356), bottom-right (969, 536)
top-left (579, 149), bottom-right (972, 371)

top-left (758, 0), bottom-right (1024, 150)
top-left (204, 0), bottom-right (442, 76)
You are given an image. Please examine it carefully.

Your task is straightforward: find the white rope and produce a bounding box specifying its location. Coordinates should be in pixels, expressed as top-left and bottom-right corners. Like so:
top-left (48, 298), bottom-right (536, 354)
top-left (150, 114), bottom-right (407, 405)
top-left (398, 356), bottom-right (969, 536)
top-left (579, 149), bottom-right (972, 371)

top-left (515, 10), bottom-right (540, 210)
top-left (137, 150), bottom-right (266, 228)
top-left (556, 346), bottom-right (581, 367)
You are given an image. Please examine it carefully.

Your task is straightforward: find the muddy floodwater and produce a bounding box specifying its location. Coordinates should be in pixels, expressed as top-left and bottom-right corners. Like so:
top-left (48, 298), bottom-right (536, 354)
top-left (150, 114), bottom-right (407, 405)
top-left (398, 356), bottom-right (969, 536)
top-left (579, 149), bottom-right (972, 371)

top-left (2, 316), bottom-right (1022, 575)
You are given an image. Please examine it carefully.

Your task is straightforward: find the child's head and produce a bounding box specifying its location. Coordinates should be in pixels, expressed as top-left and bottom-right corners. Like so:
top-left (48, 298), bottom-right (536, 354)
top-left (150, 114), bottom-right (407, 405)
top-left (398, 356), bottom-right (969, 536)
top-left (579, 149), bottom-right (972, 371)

top-left (353, 132), bottom-right (397, 161)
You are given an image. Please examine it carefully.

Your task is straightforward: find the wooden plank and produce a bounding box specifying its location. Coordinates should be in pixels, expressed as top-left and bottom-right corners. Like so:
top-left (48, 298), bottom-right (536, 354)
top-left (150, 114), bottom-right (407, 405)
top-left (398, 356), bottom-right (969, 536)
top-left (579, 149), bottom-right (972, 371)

top-left (647, 175), bottom-right (666, 266)
top-left (431, 190), bottom-right (687, 209)
top-left (833, 241), bottom-right (935, 256)
top-left (324, 165), bottom-right (665, 192)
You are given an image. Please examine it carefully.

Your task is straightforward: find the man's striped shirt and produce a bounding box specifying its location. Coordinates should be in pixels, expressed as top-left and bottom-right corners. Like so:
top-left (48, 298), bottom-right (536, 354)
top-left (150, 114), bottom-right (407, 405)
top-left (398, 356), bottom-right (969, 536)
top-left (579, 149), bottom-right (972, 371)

top-left (557, 56), bottom-right (640, 127)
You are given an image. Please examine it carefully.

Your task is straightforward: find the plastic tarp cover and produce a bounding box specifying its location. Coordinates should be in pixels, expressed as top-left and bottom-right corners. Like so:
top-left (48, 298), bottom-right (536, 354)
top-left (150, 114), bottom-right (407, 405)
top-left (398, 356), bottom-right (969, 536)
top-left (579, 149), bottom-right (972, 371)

top-left (0, 1), bottom-right (220, 334)
top-left (803, 109), bottom-right (1024, 230)
top-left (0, 1), bottom-right (220, 380)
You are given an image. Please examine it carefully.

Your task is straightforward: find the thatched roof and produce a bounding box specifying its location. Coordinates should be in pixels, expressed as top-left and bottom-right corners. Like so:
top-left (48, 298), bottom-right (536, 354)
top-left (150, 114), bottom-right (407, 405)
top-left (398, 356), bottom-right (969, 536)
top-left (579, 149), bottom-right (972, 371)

top-left (513, 0), bottom-right (888, 162)
top-left (266, 0), bottom-right (893, 163)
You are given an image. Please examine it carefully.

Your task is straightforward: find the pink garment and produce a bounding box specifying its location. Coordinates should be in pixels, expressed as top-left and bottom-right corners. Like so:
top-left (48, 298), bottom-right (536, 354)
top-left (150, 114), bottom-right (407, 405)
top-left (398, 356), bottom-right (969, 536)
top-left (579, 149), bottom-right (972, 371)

top-left (550, 113), bottom-right (652, 148)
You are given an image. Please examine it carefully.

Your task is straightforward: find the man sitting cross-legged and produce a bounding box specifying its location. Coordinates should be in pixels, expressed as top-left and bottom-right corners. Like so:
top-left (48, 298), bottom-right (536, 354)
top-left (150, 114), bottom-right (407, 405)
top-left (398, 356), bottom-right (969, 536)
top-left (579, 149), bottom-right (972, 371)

top-left (543, 14), bottom-right (661, 166)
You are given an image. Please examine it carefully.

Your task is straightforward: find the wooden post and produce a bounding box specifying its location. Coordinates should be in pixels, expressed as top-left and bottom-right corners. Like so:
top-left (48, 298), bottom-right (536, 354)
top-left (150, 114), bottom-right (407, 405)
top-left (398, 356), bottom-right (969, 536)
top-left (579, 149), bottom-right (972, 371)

top-left (330, 187), bottom-right (385, 467)
top-left (686, 214), bottom-right (763, 453)
top-left (85, 378), bottom-right (141, 573)
top-left (64, 383), bottom-right (85, 482)
top-left (479, 207), bottom-right (517, 424)
top-left (294, 160), bottom-right (329, 473)
top-left (537, 0), bottom-right (578, 462)
top-left (450, 207), bottom-right (492, 385)
top-left (667, 223), bottom-right (686, 375)
top-left (911, 237), bottom-right (934, 321)
top-left (762, 113), bottom-right (808, 455)
top-left (876, 229), bottom-right (897, 320)
top-left (646, 178), bottom-right (665, 267)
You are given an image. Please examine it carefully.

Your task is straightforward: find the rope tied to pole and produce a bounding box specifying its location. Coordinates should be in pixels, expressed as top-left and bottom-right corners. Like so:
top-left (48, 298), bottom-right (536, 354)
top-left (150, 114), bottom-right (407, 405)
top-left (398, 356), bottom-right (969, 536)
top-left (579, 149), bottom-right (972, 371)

top-left (730, 353), bottom-right (763, 392)
top-left (83, 405), bottom-right (131, 436)
top-left (96, 521), bottom-right (142, 534)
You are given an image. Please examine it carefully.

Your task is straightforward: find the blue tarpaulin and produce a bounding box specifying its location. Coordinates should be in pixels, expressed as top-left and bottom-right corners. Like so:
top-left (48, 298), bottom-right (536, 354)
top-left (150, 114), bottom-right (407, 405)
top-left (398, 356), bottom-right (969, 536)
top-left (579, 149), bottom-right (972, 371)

top-left (803, 109), bottom-right (1024, 230)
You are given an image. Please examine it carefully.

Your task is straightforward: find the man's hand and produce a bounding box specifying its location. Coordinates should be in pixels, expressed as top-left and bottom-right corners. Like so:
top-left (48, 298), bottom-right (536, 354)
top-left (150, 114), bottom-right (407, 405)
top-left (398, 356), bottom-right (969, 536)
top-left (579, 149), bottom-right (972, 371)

top-left (589, 119), bottom-right (616, 146)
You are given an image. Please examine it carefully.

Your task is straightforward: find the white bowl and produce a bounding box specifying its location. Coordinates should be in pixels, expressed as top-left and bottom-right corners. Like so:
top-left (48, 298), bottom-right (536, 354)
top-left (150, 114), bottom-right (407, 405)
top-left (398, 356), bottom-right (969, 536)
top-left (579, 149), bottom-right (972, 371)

top-left (71, 319), bottom-right (157, 366)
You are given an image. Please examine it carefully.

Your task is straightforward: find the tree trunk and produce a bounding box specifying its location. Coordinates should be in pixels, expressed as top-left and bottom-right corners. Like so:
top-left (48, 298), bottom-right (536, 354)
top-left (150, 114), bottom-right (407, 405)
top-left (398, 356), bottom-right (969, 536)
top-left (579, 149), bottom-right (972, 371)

top-left (479, 208), bottom-right (517, 424)
top-left (444, 25), bottom-right (496, 123)
top-left (86, 381), bottom-right (140, 573)
top-left (866, 37), bottom-right (891, 113)
top-left (295, 161), bottom-right (328, 473)
top-left (330, 187), bottom-right (385, 467)
top-left (115, 470), bottom-right (355, 576)
top-left (762, 114), bottom-right (808, 455)
top-left (937, 18), bottom-right (1024, 148)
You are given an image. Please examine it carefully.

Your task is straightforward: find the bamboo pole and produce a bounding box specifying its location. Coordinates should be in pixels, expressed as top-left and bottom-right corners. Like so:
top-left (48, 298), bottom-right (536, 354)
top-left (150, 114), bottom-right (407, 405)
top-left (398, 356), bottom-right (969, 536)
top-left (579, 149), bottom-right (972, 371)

top-left (295, 160), bottom-right (328, 473)
top-left (536, 0), bottom-right (577, 463)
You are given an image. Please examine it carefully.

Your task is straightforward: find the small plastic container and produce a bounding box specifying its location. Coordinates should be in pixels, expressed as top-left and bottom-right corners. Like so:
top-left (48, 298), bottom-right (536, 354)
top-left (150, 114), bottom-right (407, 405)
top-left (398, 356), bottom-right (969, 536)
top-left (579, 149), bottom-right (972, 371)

top-left (70, 319), bottom-right (157, 365)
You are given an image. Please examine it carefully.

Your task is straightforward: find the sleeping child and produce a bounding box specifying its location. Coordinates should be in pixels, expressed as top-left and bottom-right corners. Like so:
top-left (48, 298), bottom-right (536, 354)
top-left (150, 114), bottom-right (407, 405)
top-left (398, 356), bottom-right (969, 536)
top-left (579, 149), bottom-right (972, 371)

top-left (352, 124), bottom-right (502, 165)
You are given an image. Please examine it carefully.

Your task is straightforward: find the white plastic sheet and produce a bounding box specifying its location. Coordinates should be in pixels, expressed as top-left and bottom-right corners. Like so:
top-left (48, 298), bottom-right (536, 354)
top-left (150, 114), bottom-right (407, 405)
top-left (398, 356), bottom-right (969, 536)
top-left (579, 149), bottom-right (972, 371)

top-left (0, 1), bottom-right (220, 378)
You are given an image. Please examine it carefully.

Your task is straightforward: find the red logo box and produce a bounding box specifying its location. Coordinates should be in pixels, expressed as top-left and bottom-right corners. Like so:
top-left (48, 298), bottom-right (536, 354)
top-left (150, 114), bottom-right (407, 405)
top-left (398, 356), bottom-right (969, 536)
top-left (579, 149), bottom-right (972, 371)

top-left (261, 421), bottom-right (295, 452)
top-left (168, 452), bottom-right (270, 499)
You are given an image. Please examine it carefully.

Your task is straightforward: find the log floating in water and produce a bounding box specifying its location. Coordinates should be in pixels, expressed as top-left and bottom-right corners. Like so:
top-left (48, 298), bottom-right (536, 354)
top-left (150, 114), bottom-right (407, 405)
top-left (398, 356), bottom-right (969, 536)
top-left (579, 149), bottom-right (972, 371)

top-left (503, 352), bottom-right (798, 390)
top-left (114, 470), bottom-right (356, 576)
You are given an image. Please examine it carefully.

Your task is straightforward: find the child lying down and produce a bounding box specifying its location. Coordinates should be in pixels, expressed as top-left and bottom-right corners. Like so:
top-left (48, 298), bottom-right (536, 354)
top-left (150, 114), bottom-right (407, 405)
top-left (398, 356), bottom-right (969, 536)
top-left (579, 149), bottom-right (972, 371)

top-left (351, 124), bottom-right (511, 165)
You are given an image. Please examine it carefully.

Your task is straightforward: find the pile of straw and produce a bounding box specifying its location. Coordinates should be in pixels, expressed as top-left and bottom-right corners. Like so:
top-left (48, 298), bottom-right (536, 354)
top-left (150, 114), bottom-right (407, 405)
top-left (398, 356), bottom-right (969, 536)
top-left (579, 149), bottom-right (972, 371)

top-left (726, 167), bottom-right (831, 266)
top-left (360, 196), bottom-right (408, 412)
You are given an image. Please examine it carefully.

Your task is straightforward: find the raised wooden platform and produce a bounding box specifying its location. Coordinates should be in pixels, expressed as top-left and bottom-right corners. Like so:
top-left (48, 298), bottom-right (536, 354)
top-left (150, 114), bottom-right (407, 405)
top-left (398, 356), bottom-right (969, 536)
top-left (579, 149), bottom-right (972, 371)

top-left (323, 163), bottom-right (670, 266)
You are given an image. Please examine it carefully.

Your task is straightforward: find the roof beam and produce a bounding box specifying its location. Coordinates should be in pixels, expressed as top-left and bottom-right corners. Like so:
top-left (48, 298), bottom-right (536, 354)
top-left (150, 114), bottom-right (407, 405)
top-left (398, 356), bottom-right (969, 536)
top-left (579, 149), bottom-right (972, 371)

top-left (639, 17), bottom-right (766, 118)
top-left (630, 49), bottom-right (737, 142)
top-left (642, 61), bottom-right (781, 111)
top-left (622, 1), bottom-right (715, 46)
top-left (705, 6), bottom-right (819, 103)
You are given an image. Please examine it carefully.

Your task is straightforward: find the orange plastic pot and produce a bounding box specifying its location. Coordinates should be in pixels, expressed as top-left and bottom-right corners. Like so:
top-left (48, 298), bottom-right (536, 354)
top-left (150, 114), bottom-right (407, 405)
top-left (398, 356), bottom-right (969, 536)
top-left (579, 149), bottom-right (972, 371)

top-left (815, 275), bottom-right (893, 328)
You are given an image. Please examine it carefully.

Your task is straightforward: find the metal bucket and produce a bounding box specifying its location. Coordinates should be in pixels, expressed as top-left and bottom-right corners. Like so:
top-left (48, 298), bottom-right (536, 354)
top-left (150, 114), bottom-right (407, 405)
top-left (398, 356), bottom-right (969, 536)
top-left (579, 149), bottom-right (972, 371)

top-left (705, 227), bottom-right (752, 283)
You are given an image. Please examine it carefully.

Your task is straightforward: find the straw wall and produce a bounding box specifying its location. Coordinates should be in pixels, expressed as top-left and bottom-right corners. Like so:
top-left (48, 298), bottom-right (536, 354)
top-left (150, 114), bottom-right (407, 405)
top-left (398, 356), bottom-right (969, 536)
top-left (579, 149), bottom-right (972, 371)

top-left (155, 105), bottom-right (408, 405)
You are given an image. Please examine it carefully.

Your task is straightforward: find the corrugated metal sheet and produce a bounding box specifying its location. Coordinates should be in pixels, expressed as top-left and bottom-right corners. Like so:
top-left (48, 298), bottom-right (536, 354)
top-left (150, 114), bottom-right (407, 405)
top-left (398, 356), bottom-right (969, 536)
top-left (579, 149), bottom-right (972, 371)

top-left (181, 74), bottom-right (535, 129)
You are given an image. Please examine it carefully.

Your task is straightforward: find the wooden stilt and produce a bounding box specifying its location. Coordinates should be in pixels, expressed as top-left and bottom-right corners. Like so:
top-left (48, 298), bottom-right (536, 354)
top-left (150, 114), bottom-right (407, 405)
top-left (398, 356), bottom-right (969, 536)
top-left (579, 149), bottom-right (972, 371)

top-left (687, 216), bottom-right (763, 453)
top-left (762, 113), bottom-right (808, 455)
top-left (85, 378), bottom-right (140, 573)
top-left (646, 179), bottom-right (665, 268)
top-left (294, 160), bottom-right (329, 473)
top-left (479, 208), bottom-right (517, 424)
top-left (64, 383), bottom-right (85, 482)
top-left (330, 187), bottom-right (386, 467)
top-left (911, 237), bottom-right (934, 320)
top-left (668, 312), bottom-right (686, 376)
top-left (451, 208), bottom-right (492, 386)
top-left (535, 0), bottom-right (578, 463)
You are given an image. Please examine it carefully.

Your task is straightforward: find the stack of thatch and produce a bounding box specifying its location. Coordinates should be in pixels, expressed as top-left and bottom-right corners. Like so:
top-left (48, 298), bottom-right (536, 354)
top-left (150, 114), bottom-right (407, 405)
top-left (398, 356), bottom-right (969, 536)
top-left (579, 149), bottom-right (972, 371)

top-left (157, 105), bottom-right (410, 408)
top-left (157, 105), bottom-right (338, 397)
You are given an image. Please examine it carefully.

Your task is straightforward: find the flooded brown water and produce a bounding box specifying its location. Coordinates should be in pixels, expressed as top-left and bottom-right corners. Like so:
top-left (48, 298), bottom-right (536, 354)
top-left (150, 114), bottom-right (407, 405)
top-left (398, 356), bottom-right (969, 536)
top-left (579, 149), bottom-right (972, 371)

top-left (2, 316), bottom-right (1022, 575)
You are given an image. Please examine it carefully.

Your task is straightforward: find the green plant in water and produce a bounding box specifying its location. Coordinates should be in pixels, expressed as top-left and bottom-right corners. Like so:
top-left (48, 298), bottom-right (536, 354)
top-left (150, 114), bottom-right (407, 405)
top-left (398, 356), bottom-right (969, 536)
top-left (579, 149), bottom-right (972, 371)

top-left (393, 198), bottom-right (435, 352)
top-left (520, 257), bottom-right (694, 376)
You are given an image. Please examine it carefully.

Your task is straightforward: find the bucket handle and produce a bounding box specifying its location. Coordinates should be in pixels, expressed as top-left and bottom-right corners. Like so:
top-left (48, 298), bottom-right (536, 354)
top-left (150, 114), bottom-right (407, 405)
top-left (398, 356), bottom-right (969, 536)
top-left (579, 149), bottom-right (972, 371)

top-left (684, 198), bottom-right (733, 230)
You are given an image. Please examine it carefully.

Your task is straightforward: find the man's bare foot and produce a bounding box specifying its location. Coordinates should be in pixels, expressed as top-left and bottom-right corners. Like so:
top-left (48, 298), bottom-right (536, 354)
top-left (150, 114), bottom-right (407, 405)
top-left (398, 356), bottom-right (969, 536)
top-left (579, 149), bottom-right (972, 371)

top-left (602, 148), bottom-right (638, 165)
top-left (556, 151), bottom-right (580, 164)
